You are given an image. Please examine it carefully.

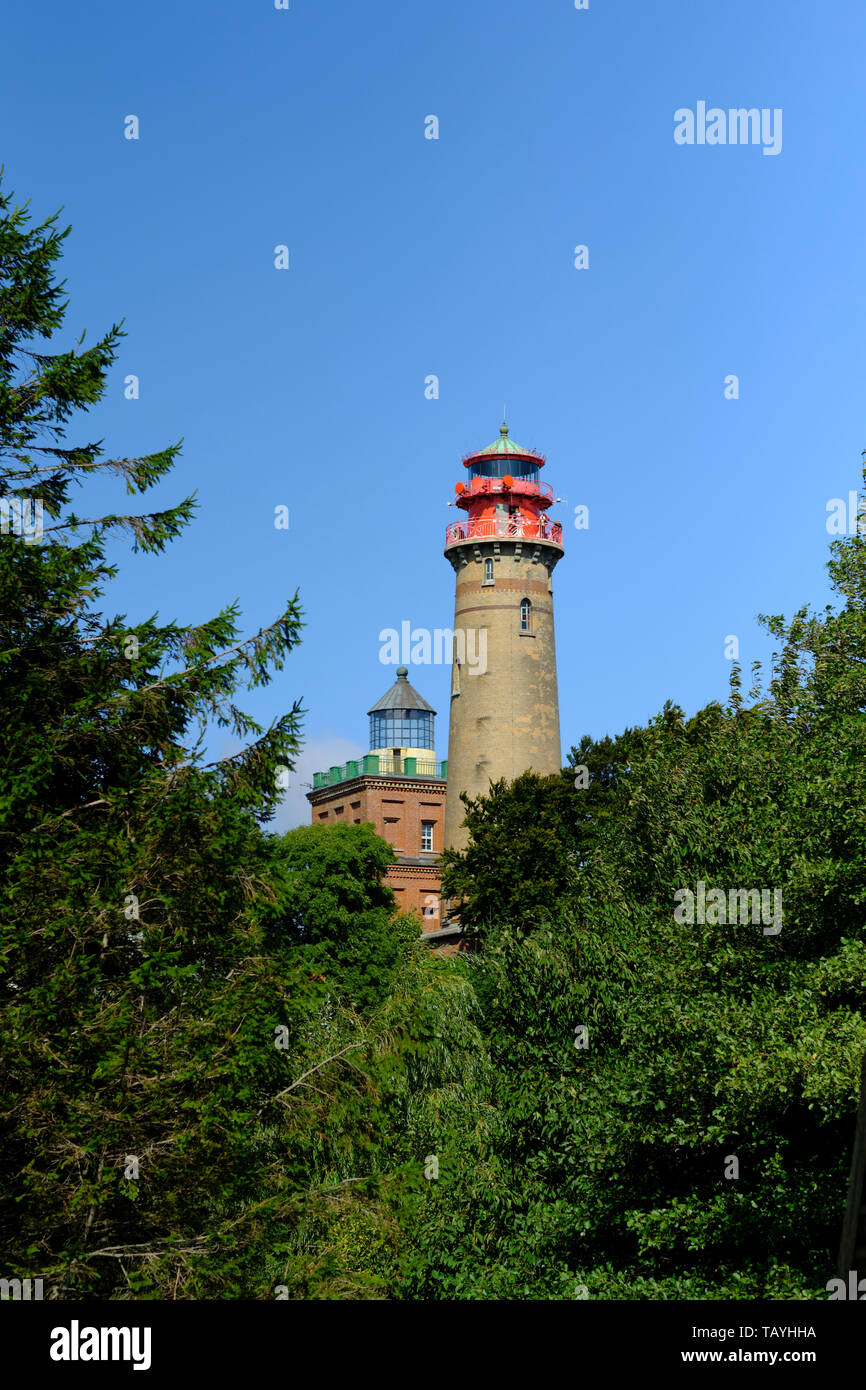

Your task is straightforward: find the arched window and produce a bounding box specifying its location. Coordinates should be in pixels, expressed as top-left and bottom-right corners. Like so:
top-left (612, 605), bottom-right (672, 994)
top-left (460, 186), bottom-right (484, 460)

top-left (484, 557), bottom-right (494, 583)
top-left (520, 597), bottom-right (531, 632)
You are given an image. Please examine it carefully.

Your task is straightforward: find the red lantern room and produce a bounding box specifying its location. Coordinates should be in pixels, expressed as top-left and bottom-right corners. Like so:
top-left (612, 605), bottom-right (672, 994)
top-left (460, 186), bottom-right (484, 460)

top-left (445, 421), bottom-right (563, 549)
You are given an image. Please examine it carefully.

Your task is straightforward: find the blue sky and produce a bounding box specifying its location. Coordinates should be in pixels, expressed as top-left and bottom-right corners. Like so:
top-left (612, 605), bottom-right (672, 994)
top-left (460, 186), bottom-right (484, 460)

top-left (3, 0), bottom-right (865, 827)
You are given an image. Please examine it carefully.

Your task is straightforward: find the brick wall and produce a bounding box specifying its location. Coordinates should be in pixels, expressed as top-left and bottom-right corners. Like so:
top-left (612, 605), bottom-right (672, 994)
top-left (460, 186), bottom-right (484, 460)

top-left (307, 774), bottom-right (446, 928)
top-left (443, 539), bottom-right (563, 850)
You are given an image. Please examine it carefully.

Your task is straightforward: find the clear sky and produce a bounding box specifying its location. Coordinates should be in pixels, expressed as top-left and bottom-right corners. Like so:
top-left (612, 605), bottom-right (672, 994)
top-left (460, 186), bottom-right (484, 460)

top-left (3, 0), bottom-right (865, 828)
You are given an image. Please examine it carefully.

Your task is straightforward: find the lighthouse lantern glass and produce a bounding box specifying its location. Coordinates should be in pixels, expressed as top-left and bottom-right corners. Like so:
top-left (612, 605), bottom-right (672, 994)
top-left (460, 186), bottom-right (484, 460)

top-left (468, 457), bottom-right (539, 483)
top-left (370, 710), bottom-right (434, 750)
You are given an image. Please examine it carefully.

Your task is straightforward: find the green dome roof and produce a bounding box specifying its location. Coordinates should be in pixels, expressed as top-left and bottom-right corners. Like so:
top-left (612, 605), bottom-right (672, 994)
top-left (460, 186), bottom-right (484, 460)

top-left (464, 421), bottom-right (544, 464)
top-left (475, 423), bottom-right (531, 456)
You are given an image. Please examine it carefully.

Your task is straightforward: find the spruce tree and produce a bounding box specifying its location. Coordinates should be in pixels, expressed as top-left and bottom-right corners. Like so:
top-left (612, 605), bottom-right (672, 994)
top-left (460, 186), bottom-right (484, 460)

top-left (0, 175), bottom-right (311, 1296)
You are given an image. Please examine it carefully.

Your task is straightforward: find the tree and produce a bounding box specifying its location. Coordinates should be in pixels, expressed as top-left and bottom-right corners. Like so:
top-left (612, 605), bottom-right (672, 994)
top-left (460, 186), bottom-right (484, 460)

top-left (439, 718), bottom-right (651, 939)
top-left (439, 771), bottom-right (578, 935)
top-left (268, 822), bottom-right (418, 1011)
top-left (426, 470), bottom-right (866, 1297)
top-left (0, 173), bottom-right (315, 1296)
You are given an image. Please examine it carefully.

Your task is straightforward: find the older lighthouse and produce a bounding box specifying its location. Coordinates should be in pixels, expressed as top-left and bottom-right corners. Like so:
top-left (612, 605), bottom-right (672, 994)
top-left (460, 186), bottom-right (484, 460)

top-left (443, 423), bottom-right (565, 852)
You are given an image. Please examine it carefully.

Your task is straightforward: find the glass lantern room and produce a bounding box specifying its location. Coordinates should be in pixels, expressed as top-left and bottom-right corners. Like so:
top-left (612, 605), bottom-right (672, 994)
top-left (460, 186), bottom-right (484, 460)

top-left (370, 708), bottom-right (434, 750)
top-left (367, 667), bottom-right (436, 753)
top-left (464, 423), bottom-right (542, 484)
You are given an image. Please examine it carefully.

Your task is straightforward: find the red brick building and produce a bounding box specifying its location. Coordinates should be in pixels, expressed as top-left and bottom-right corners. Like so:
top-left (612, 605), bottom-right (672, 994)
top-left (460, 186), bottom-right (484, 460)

top-left (307, 668), bottom-right (454, 943)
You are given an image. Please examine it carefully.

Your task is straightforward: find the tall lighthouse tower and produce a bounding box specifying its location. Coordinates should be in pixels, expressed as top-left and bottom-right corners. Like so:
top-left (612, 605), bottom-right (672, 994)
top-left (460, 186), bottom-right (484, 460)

top-left (443, 422), bottom-right (565, 852)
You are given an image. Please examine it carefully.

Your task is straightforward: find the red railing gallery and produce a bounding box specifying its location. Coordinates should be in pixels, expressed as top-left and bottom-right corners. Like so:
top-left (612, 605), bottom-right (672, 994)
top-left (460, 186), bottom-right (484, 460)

top-left (445, 516), bottom-right (564, 547)
top-left (459, 475), bottom-right (554, 501)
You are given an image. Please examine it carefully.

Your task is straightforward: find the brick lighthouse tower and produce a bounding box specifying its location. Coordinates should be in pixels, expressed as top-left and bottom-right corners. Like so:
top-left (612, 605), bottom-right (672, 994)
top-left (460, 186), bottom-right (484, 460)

top-left (443, 422), bottom-right (564, 852)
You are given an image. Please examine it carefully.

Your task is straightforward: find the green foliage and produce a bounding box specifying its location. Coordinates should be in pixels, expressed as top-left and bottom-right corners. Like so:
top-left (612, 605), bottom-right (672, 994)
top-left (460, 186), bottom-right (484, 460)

top-left (421, 482), bottom-right (866, 1298)
top-left (267, 822), bottom-right (418, 1011)
top-left (3, 168), bottom-right (865, 1302)
top-left (0, 174), bottom-right (315, 1297)
top-left (439, 770), bottom-right (578, 935)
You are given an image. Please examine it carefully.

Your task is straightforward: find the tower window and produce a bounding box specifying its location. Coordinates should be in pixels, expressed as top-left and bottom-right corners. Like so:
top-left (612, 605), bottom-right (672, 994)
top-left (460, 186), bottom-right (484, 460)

top-left (421, 821), bottom-right (434, 852)
top-left (520, 597), bottom-right (532, 632)
top-left (484, 557), bottom-right (494, 583)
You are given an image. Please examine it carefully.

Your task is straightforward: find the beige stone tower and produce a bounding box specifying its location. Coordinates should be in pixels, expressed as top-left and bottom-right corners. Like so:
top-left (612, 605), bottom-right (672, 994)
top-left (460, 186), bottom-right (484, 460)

top-left (443, 423), bottom-right (564, 851)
